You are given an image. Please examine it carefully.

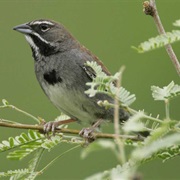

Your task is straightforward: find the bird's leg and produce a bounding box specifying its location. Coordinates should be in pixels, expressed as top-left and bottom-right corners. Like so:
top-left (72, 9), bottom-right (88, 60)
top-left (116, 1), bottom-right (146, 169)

top-left (43, 118), bottom-right (76, 136)
top-left (79, 119), bottom-right (103, 143)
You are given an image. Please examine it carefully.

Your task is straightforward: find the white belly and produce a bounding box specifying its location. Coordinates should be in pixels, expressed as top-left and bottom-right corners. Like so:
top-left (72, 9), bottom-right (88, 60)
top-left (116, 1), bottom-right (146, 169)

top-left (42, 82), bottom-right (96, 124)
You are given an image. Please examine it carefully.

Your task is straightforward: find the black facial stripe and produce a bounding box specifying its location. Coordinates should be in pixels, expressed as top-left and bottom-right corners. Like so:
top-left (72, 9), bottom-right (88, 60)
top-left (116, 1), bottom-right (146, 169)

top-left (30, 34), bottom-right (56, 56)
top-left (43, 69), bottom-right (62, 85)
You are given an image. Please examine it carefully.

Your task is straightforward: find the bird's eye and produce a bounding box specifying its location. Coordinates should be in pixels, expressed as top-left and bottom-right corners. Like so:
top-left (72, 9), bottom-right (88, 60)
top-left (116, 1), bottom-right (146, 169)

top-left (40, 24), bottom-right (50, 32)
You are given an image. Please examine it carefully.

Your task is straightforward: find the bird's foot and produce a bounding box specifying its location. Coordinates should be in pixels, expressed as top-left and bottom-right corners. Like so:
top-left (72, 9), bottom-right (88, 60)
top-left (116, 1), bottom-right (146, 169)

top-left (79, 119), bottom-right (103, 144)
top-left (79, 127), bottom-right (96, 144)
top-left (43, 121), bottom-right (60, 136)
top-left (42, 119), bottom-right (76, 137)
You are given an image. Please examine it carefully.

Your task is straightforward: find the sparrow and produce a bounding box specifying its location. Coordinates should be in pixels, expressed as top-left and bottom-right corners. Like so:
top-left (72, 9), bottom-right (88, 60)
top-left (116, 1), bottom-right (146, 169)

top-left (13, 19), bottom-right (130, 138)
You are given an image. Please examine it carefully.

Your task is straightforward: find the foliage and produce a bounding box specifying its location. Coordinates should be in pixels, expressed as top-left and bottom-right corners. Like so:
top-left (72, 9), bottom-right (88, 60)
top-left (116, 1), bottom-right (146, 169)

top-left (85, 61), bottom-right (136, 107)
top-left (151, 81), bottom-right (180, 101)
top-left (133, 19), bottom-right (180, 53)
top-left (85, 162), bottom-right (135, 180)
top-left (1, 130), bottom-right (43, 160)
top-left (1, 61), bottom-right (180, 179)
top-left (0, 9), bottom-right (180, 180)
top-left (0, 112), bottom-right (81, 179)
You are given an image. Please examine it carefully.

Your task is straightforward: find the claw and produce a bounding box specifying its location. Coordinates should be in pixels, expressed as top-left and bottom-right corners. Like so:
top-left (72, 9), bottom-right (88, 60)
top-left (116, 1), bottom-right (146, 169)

top-left (79, 127), bottom-right (96, 143)
top-left (42, 118), bottom-right (77, 137)
top-left (43, 121), bottom-right (59, 136)
top-left (79, 119), bottom-right (103, 144)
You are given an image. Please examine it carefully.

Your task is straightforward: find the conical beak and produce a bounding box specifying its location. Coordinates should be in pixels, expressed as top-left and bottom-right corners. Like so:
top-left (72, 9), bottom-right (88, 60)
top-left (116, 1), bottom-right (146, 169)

top-left (13, 23), bottom-right (32, 34)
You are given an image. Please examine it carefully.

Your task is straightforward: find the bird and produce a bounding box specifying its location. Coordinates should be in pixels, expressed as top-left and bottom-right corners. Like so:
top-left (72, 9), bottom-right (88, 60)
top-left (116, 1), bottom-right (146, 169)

top-left (13, 19), bottom-right (130, 139)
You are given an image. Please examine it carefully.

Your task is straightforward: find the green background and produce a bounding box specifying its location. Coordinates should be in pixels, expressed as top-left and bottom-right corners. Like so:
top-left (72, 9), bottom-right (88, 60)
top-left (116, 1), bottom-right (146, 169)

top-left (0, 0), bottom-right (179, 179)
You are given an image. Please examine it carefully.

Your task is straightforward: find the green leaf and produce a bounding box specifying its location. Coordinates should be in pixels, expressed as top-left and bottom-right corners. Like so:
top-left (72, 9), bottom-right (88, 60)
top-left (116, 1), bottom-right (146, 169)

top-left (2, 140), bottom-right (10, 147)
top-left (133, 30), bottom-right (180, 53)
top-left (173, 19), bottom-right (180, 27)
top-left (28, 149), bottom-right (44, 172)
top-left (21, 133), bottom-right (30, 141)
top-left (123, 112), bottom-right (145, 133)
top-left (41, 136), bottom-right (62, 151)
top-left (132, 133), bottom-right (180, 162)
top-left (85, 61), bottom-right (136, 106)
top-left (109, 85), bottom-right (136, 106)
top-left (151, 81), bottom-right (180, 101)
top-left (85, 61), bottom-right (107, 77)
top-left (25, 149), bottom-right (44, 180)
top-left (2, 99), bottom-right (9, 106)
top-left (110, 162), bottom-right (135, 180)
top-left (8, 149), bottom-right (32, 160)
top-left (0, 169), bottom-right (29, 178)
top-left (157, 145), bottom-right (180, 162)
top-left (23, 172), bottom-right (39, 180)
top-left (28, 130), bottom-right (38, 140)
top-left (85, 171), bottom-right (109, 180)
top-left (8, 137), bottom-right (17, 147)
top-left (144, 120), bottom-right (171, 144)
top-left (85, 162), bottom-right (135, 180)
top-left (81, 140), bottom-right (116, 159)
top-left (0, 130), bottom-right (44, 160)
top-left (54, 113), bottom-right (71, 122)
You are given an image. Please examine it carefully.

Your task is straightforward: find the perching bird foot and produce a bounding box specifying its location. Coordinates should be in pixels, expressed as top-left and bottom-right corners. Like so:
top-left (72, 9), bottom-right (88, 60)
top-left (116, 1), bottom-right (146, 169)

top-left (42, 119), bottom-right (76, 137)
top-left (79, 119), bottom-right (103, 144)
top-left (79, 127), bottom-right (96, 144)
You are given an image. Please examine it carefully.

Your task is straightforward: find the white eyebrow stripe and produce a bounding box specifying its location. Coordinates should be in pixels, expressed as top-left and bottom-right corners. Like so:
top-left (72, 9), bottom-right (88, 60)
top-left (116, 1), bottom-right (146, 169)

top-left (31, 21), bottom-right (54, 25)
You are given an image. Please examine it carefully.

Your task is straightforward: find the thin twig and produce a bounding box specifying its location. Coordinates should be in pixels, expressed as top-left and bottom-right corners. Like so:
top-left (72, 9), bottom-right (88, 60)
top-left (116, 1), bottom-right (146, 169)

top-left (114, 66), bottom-right (126, 164)
top-left (143, 0), bottom-right (180, 76)
top-left (114, 66), bottom-right (126, 135)
top-left (39, 145), bottom-right (80, 174)
top-left (129, 108), bottom-right (163, 123)
top-left (0, 104), bottom-right (40, 123)
top-left (0, 121), bottom-right (144, 141)
top-left (165, 99), bottom-right (170, 120)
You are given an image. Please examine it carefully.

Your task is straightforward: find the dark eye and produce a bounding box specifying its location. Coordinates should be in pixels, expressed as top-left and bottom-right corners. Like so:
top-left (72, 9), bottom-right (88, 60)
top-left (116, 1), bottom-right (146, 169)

top-left (40, 24), bottom-right (50, 32)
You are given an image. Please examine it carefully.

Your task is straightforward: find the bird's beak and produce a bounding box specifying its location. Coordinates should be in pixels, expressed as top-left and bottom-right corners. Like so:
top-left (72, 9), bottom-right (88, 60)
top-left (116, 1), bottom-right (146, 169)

top-left (13, 23), bottom-right (32, 35)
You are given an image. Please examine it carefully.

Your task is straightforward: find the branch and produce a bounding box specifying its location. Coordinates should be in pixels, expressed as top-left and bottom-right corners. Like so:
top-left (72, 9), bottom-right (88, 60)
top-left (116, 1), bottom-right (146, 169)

top-left (114, 66), bottom-right (126, 164)
top-left (0, 120), bottom-right (144, 141)
top-left (143, 0), bottom-right (180, 77)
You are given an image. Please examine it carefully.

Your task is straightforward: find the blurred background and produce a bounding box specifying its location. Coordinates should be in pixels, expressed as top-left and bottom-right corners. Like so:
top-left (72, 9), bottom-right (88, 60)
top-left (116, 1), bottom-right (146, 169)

top-left (0, 0), bottom-right (179, 179)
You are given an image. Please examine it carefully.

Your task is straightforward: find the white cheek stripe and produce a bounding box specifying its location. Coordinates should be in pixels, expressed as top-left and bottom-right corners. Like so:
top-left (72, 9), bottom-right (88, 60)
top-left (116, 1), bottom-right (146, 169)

top-left (25, 35), bottom-right (40, 59)
top-left (33, 32), bottom-right (51, 45)
top-left (25, 35), bottom-right (39, 51)
top-left (30, 21), bottom-right (54, 26)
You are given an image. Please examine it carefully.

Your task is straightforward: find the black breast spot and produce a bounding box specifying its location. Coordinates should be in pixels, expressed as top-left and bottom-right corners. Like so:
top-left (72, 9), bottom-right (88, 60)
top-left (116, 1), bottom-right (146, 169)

top-left (43, 69), bottom-right (62, 85)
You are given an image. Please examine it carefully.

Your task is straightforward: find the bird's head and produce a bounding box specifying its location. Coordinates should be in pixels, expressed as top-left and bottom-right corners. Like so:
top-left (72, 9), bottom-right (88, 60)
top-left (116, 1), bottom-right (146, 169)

top-left (13, 19), bottom-right (77, 57)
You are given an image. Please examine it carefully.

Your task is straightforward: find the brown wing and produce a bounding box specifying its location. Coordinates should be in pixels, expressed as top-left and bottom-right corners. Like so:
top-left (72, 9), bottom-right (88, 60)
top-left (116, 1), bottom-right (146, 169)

top-left (81, 46), bottom-right (111, 80)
